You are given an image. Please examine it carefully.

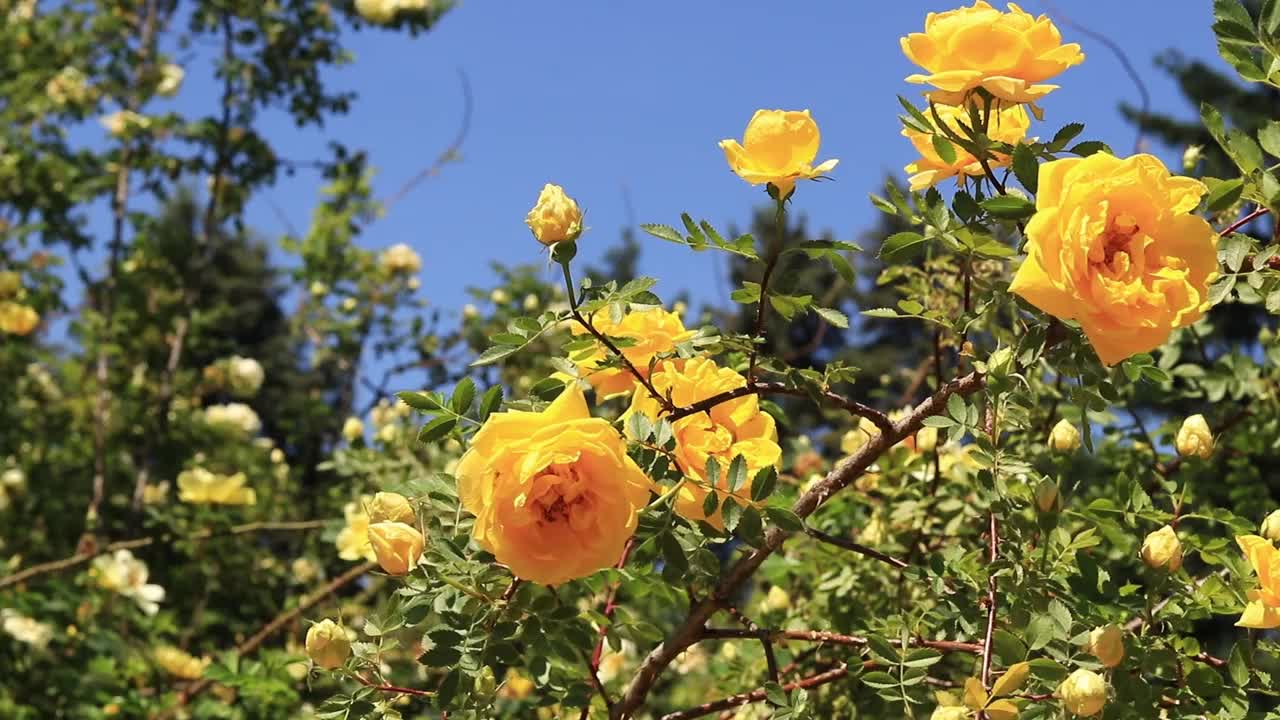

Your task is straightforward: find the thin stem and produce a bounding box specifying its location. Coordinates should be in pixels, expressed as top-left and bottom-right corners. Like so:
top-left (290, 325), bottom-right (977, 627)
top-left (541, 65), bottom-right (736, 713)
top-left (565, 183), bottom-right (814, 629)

top-left (980, 511), bottom-right (999, 693)
top-left (1219, 206), bottom-right (1269, 236)
top-left (581, 539), bottom-right (636, 719)
top-left (747, 197), bottom-right (786, 381)
top-left (804, 526), bottom-right (909, 569)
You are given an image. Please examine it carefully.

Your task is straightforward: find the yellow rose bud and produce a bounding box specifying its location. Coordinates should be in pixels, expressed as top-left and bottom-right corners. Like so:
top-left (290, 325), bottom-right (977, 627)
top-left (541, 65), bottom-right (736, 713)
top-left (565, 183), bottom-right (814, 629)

top-left (930, 707), bottom-right (969, 720)
top-left (0, 302), bottom-right (40, 336)
top-left (368, 521), bottom-right (424, 576)
top-left (900, 1), bottom-right (1085, 104)
top-left (1140, 525), bottom-right (1183, 572)
top-left (490, 288), bottom-right (510, 305)
top-left (1175, 414), bottom-right (1214, 459)
top-left (1260, 510), bottom-right (1280, 542)
top-left (270, 448), bottom-right (285, 464)
top-left (340, 297), bottom-right (358, 313)
top-left (525, 183), bottom-right (583, 246)
top-left (1009, 153), bottom-right (1217, 366)
top-left (523, 293), bottom-right (540, 311)
top-left (342, 416), bottom-right (365, 443)
top-left (156, 63), bottom-right (184, 97)
top-left (367, 492), bottom-right (415, 525)
top-left (1058, 668), bottom-right (1108, 716)
top-left (719, 109), bottom-right (838, 198)
top-left (305, 619), bottom-right (351, 669)
top-left (0, 271), bottom-right (20, 296)
top-left (763, 585), bottom-right (791, 612)
top-left (1048, 419), bottom-right (1081, 452)
top-left (1182, 145), bottom-right (1203, 172)
top-left (1034, 478), bottom-right (1060, 513)
top-left (462, 303), bottom-right (479, 320)
top-left (310, 281), bottom-right (328, 297)
top-left (1083, 624), bottom-right (1125, 668)
top-left (915, 426), bottom-right (939, 453)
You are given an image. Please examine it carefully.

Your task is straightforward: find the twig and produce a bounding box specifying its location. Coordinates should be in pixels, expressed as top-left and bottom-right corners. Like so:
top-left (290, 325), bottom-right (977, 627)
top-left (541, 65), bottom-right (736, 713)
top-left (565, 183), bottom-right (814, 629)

top-left (699, 628), bottom-right (981, 656)
top-left (660, 663), bottom-right (851, 720)
top-left (1219, 206), bottom-right (1270, 237)
top-left (610, 371), bottom-right (987, 719)
top-left (382, 69), bottom-right (473, 211)
top-left (667, 382), bottom-right (892, 434)
top-left (580, 539), bottom-right (636, 719)
top-left (0, 520), bottom-right (326, 592)
top-left (747, 198), bottom-right (786, 381)
top-left (354, 674), bottom-right (435, 698)
top-left (804, 526), bottom-right (909, 569)
top-left (723, 606), bottom-right (778, 684)
top-left (979, 512), bottom-right (999, 694)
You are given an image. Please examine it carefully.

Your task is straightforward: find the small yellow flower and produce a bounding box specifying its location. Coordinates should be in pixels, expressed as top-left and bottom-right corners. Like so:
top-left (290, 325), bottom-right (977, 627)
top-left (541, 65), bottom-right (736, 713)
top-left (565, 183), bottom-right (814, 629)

top-left (336, 496), bottom-right (376, 562)
top-left (1058, 668), bottom-right (1107, 716)
top-left (499, 669), bottom-right (535, 700)
top-left (227, 356), bottom-right (264, 396)
top-left (1082, 624), bottom-right (1125, 668)
top-left (354, 0), bottom-right (397, 24)
top-left (368, 521), bottom-right (425, 576)
top-left (490, 288), bottom-right (510, 305)
top-left (762, 585), bottom-right (791, 612)
top-left (1140, 525), bottom-right (1182, 572)
top-left (525, 183), bottom-right (583, 246)
top-left (903, 103), bottom-right (1029, 191)
top-left (1048, 419), bottom-right (1080, 452)
top-left (462, 304), bottom-right (479, 320)
top-left (568, 307), bottom-right (694, 398)
top-left (379, 242), bottom-right (422, 275)
top-left (0, 301), bottom-right (39, 335)
top-left (915, 426), bottom-right (940, 453)
top-left (342, 416), bottom-right (365, 443)
top-left (305, 619), bottom-right (351, 669)
top-left (719, 109), bottom-right (838, 198)
top-left (100, 110), bottom-right (150, 137)
top-left (1174, 414), bottom-right (1213, 459)
top-left (367, 492), bottom-right (416, 525)
top-left (177, 467), bottom-right (256, 506)
top-left (154, 646), bottom-right (210, 680)
top-left (1260, 510), bottom-right (1280, 542)
top-left (901, 1), bottom-right (1085, 105)
top-left (1235, 535), bottom-right (1280, 629)
top-left (156, 63), bottom-right (184, 97)
top-left (1034, 478), bottom-right (1059, 513)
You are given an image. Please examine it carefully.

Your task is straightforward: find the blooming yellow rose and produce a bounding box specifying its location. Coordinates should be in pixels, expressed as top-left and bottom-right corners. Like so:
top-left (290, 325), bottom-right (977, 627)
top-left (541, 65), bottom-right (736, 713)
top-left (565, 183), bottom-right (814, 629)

top-left (569, 307), bottom-right (694, 397)
top-left (1058, 668), bottom-right (1107, 716)
top-left (1082, 624), bottom-right (1125, 668)
top-left (901, 1), bottom-right (1085, 105)
top-left (903, 103), bottom-right (1029, 191)
top-left (1235, 535), bottom-right (1280, 629)
top-left (367, 491), bottom-right (416, 525)
top-left (177, 467), bottom-right (256, 506)
top-left (625, 357), bottom-right (781, 529)
top-left (1174, 414), bottom-right (1214, 459)
top-left (368, 521), bottom-right (424, 576)
top-left (525, 183), bottom-right (583, 246)
top-left (1140, 525), bottom-right (1182, 572)
top-left (719, 110), bottom-right (838, 198)
top-left (305, 619), bottom-right (351, 669)
top-left (0, 302), bottom-right (39, 335)
top-left (456, 384), bottom-right (653, 586)
top-left (1009, 153), bottom-right (1218, 366)
top-left (154, 646), bottom-right (210, 680)
top-left (335, 495), bottom-right (376, 562)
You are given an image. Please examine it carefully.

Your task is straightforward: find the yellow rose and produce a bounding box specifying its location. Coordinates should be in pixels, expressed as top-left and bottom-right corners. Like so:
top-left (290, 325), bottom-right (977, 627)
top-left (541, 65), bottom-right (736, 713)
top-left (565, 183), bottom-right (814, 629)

top-left (305, 619), bottom-right (351, 669)
top-left (762, 585), bottom-right (791, 612)
top-left (1140, 525), bottom-right (1182, 572)
top-left (379, 242), bottom-right (422, 275)
top-left (1048, 418), bottom-right (1081, 452)
top-left (569, 307), bottom-right (695, 397)
top-left (719, 109), bottom-right (838, 198)
top-left (499, 668), bottom-right (535, 700)
top-left (156, 63), bottom-right (184, 97)
top-left (176, 468), bottom-right (256, 506)
top-left (1058, 668), bottom-right (1108, 716)
top-left (154, 646), bottom-right (210, 680)
top-left (901, 1), bottom-right (1085, 105)
top-left (368, 521), bottom-right (424, 576)
top-left (367, 492), bottom-right (416, 525)
top-left (100, 110), bottom-right (150, 137)
top-left (1235, 535), bottom-right (1280, 629)
top-left (335, 496), bottom-right (376, 562)
top-left (1260, 510), bottom-right (1280, 542)
top-left (1082, 624), bottom-right (1125, 668)
top-left (354, 0), bottom-right (397, 23)
top-left (1174, 414), bottom-right (1214, 459)
top-left (903, 103), bottom-right (1029, 191)
top-left (625, 357), bottom-right (781, 529)
top-left (1009, 153), bottom-right (1217, 366)
top-left (525, 183), bottom-right (583, 246)
top-left (0, 302), bottom-right (39, 335)
top-left (456, 384), bottom-right (653, 586)
top-left (1034, 477), bottom-right (1059, 513)
top-left (341, 416), bottom-right (365, 443)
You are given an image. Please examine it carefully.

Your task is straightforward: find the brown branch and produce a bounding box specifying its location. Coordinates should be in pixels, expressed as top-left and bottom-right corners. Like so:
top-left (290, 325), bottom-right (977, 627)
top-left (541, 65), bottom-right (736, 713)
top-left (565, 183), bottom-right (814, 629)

top-left (1218, 206), bottom-right (1269, 237)
top-left (667, 382), bottom-right (892, 434)
top-left (572, 305), bottom-right (675, 414)
top-left (610, 371), bottom-right (986, 719)
top-left (354, 674), bottom-right (435, 698)
top-left (382, 69), bottom-right (473, 211)
top-left (661, 663), bottom-right (853, 720)
top-left (175, 561), bottom-right (376, 706)
top-left (700, 628), bottom-right (981, 656)
top-left (803, 526), bottom-right (909, 569)
top-left (580, 538), bottom-right (636, 719)
top-left (0, 521), bottom-right (326, 592)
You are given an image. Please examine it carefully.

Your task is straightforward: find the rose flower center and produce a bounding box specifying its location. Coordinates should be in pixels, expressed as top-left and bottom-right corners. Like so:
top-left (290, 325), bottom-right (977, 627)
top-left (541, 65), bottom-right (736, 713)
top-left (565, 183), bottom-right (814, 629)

top-left (527, 463), bottom-right (593, 527)
top-left (1089, 212), bottom-right (1143, 278)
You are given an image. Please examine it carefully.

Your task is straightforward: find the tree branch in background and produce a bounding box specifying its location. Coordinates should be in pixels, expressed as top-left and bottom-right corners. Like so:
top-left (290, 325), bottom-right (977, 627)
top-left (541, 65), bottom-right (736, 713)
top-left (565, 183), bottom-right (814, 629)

top-left (382, 69), bottom-right (473, 211)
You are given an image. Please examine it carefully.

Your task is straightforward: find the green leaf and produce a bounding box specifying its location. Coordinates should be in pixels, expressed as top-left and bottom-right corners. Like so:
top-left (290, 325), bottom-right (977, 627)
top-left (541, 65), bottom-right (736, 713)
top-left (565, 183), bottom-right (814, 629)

top-left (478, 385), bottom-right (503, 422)
top-left (813, 306), bottom-right (849, 329)
top-left (417, 416), bottom-right (457, 444)
top-left (981, 195), bottom-right (1036, 220)
top-left (1221, 232), bottom-right (1253, 273)
top-left (726, 455), bottom-right (748, 493)
top-left (640, 223), bottom-right (685, 244)
top-left (750, 467), bottom-right (778, 502)
top-left (731, 282), bottom-right (762, 304)
top-left (1067, 141), bottom-right (1109, 157)
top-left (1048, 122), bottom-right (1084, 151)
top-left (449, 377), bottom-right (475, 415)
top-left (764, 682), bottom-right (790, 707)
top-left (1205, 177), bottom-right (1245, 213)
top-left (736, 506), bottom-right (765, 546)
top-left (931, 135), bottom-right (958, 164)
top-left (880, 231), bottom-right (929, 262)
top-left (1258, 120), bottom-right (1280, 157)
top-left (1011, 144), bottom-right (1039, 194)
top-left (659, 533), bottom-right (688, 573)
top-left (397, 391), bottom-right (439, 412)
top-left (769, 293), bottom-right (813, 320)
top-left (472, 344), bottom-right (520, 366)
top-left (764, 506), bottom-right (804, 532)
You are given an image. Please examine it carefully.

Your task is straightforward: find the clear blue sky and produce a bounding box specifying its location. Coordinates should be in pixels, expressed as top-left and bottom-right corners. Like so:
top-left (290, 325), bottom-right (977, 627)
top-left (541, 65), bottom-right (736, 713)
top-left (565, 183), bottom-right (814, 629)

top-left (234, 0), bottom-right (1223, 319)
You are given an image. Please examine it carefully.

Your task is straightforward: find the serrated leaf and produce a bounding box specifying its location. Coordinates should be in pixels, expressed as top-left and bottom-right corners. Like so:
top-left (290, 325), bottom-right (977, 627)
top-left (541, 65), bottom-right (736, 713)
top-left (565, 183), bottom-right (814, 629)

top-left (640, 223), bottom-right (685, 244)
top-left (1068, 141), bottom-right (1109, 157)
top-left (726, 455), bottom-right (748, 492)
top-left (1205, 177), bottom-right (1245, 213)
top-left (659, 533), bottom-right (688, 573)
top-left (880, 231), bottom-right (929, 262)
top-left (450, 377), bottom-right (475, 415)
top-left (813, 306), bottom-right (849, 329)
top-left (1012, 144), bottom-right (1038, 194)
top-left (1049, 122), bottom-right (1084, 150)
top-left (981, 195), bottom-right (1036, 219)
top-left (750, 467), bottom-right (777, 502)
top-left (731, 282), bottom-right (761, 304)
top-left (417, 416), bottom-right (457, 444)
top-left (478, 385), bottom-right (503, 422)
top-left (397, 391), bottom-right (439, 412)
top-left (932, 135), bottom-right (958, 164)
top-left (769, 293), bottom-right (813, 320)
top-left (472, 344), bottom-right (520, 367)
top-left (764, 506), bottom-right (804, 532)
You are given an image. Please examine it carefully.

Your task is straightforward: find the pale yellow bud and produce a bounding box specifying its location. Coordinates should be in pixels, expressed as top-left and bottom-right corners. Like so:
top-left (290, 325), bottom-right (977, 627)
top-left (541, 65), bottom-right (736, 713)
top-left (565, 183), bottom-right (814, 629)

top-left (1140, 525), bottom-right (1182, 572)
top-left (1083, 625), bottom-right (1124, 668)
top-left (1034, 478), bottom-right (1059, 513)
top-left (1175, 414), bottom-right (1213, 459)
top-left (1058, 668), bottom-right (1107, 716)
top-left (340, 297), bottom-right (358, 313)
top-left (305, 619), bottom-right (351, 669)
top-left (354, 0), bottom-right (396, 23)
top-left (342, 416), bottom-right (365, 443)
top-left (1048, 419), bottom-right (1080, 452)
top-left (310, 281), bottom-right (328, 297)
top-left (915, 426), bottom-right (939, 453)
top-left (367, 492), bottom-right (415, 525)
top-left (1261, 509), bottom-right (1280, 542)
top-left (523, 293), bottom-right (540, 311)
top-left (524, 183), bottom-right (583, 246)
top-left (156, 63), bottom-right (184, 97)
top-left (270, 448), bottom-right (285, 464)
top-left (490, 288), bottom-right (510, 305)
top-left (368, 522), bottom-right (424, 576)
top-left (1182, 145), bottom-right (1202, 172)
top-left (462, 304), bottom-right (479, 320)
top-left (763, 585), bottom-right (791, 612)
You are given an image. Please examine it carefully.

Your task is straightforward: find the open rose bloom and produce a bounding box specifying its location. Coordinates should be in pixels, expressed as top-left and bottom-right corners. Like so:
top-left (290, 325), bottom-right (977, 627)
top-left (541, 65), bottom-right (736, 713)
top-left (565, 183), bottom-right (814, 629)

top-left (1009, 153), bottom-right (1218, 365)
